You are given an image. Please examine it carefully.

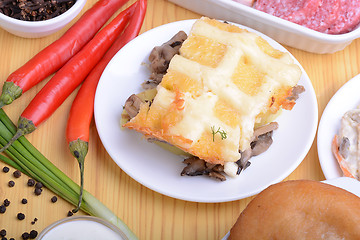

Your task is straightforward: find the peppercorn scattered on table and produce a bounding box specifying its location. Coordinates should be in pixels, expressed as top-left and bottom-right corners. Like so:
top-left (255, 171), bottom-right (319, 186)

top-left (0, 0), bottom-right (360, 239)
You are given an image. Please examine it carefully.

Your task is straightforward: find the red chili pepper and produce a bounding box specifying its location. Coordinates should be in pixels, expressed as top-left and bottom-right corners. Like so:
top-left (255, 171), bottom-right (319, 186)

top-left (65, 0), bottom-right (147, 212)
top-left (66, 0), bottom-right (147, 145)
top-left (0, 3), bottom-right (137, 156)
top-left (0, 0), bottom-right (131, 108)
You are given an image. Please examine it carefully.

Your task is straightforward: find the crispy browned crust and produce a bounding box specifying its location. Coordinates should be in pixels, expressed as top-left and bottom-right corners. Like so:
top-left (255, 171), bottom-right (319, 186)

top-left (228, 180), bottom-right (360, 240)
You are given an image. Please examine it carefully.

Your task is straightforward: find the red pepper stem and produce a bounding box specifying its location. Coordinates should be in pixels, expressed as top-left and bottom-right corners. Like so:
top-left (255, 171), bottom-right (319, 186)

top-left (0, 82), bottom-right (23, 107)
top-left (0, 116), bottom-right (36, 152)
top-left (69, 139), bottom-right (88, 213)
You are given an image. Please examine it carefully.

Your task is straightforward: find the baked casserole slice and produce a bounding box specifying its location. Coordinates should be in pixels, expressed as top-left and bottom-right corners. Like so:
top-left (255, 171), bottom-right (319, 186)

top-left (123, 17), bottom-right (302, 177)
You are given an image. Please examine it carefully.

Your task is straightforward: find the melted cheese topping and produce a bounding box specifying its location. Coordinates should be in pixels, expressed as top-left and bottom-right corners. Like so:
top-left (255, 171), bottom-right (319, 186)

top-left (124, 17), bottom-right (302, 165)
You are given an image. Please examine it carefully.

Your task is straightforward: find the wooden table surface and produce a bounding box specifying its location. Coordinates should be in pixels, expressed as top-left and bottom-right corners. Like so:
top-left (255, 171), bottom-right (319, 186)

top-left (0, 0), bottom-right (359, 239)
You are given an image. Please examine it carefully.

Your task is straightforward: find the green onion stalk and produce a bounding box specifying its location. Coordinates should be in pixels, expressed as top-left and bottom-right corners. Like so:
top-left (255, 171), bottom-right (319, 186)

top-left (0, 109), bottom-right (137, 240)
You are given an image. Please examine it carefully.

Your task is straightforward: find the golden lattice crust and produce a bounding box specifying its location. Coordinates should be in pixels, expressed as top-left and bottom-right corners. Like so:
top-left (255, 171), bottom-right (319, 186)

top-left (124, 17), bottom-right (302, 165)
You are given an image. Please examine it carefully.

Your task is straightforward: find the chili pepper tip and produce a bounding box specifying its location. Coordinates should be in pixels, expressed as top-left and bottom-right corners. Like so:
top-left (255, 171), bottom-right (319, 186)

top-left (0, 117), bottom-right (36, 153)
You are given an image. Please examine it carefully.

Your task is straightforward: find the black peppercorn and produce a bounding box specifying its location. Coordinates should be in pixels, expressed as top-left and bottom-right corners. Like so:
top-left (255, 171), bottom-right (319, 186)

top-left (35, 182), bottom-right (43, 189)
top-left (9, 238), bottom-right (14, 240)
top-left (0, 229), bottom-right (6, 237)
top-left (31, 217), bottom-right (38, 225)
top-left (21, 232), bottom-right (29, 240)
top-left (34, 188), bottom-right (42, 196)
top-left (8, 180), bottom-right (15, 187)
top-left (2, 167), bottom-right (9, 173)
top-left (13, 170), bottom-right (21, 178)
top-left (27, 179), bottom-right (35, 187)
top-left (29, 230), bottom-right (38, 239)
top-left (0, 0), bottom-right (75, 21)
top-left (17, 212), bottom-right (25, 220)
top-left (3, 199), bottom-right (10, 207)
top-left (51, 196), bottom-right (57, 203)
top-left (1, 237), bottom-right (7, 240)
top-left (0, 205), bottom-right (6, 214)
top-left (67, 210), bottom-right (73, 217)
top-left (21, 198), bottom-right (27, 204)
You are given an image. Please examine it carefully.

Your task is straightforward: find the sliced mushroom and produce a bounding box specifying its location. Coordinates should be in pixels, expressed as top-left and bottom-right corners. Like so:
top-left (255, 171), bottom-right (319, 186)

top-left (181, 156), bottom-right (206, 176)
top-left (236, 148), bottom-right (252, 175)
top-left (250, 132), bottom-right (273, 156)
top-left (124, 94), bottom-right (144, 119)
top-left (181, 156), bottom-right (226, 180)
top-left (211, 164), bottom-right (224, 173)
top-left (144, 31), bottom-right (188, 89)
top-left (236, 122), bottom-right (278, 175)
top-left (141, 79), bottom-right (159, 90)
top-left (252, 122), bottom-right (279, 142)
top-left (149, 30), bottom-right (187, 74)
top-left (209, 171), bottom-right (226, 181)
top-left (339, 136), bottom-right (350, 159)
top-left (205, 162), bottom-right (217, 171)
top-left (287, 85), bottom-right (305, 101)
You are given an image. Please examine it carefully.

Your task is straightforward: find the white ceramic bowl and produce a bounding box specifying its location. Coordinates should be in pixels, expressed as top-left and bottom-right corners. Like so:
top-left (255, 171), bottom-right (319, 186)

top-left (169, 0), bottom-right (360, 54)
top-left (0, 0), bottom-right (87, 38)
top-left (37, 215), bottom-right (129, 240)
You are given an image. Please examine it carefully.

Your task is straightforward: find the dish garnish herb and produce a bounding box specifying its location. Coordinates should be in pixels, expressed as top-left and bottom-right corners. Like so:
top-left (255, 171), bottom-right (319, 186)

top-left (211, 126), bottom-right (227, 142)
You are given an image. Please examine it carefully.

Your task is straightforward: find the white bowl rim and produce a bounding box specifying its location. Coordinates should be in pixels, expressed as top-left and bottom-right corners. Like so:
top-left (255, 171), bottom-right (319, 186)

top-left (37, 215), bottom-right (129, 240)
top-left (211, 0), bottom-right (360, 42)
top-left (0, 0), bottom-right (86, 27)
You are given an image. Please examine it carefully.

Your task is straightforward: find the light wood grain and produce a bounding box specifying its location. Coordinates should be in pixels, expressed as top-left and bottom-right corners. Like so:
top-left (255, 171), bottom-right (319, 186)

top-left (0, 0), bottom-right (359, 239)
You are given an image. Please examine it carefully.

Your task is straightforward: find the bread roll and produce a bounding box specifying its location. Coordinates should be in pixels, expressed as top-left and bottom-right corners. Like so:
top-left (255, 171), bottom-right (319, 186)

top-left (228, 180), bottom-right (360, 240)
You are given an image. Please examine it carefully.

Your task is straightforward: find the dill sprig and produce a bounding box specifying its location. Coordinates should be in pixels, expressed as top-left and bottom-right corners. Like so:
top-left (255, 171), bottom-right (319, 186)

top-left (211, 126), bottom-right (227, 142)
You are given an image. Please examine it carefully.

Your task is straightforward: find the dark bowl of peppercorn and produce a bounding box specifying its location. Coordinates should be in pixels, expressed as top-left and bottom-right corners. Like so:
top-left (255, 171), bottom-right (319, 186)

top-left (0, 0), bottom-right (86, 38)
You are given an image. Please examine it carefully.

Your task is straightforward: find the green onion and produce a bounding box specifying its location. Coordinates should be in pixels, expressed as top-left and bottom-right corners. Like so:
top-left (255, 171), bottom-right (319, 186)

top-left (0, 109), bottom-right (137, 240)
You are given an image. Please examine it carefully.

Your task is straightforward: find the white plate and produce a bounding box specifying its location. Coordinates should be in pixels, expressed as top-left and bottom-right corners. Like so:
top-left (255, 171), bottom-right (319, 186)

top-left (221, 177), bottom-right (360, 240)
top-left (94, 19), bottom-right (318, 202)
top-left (318, 74), bottom-right (360, 180)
